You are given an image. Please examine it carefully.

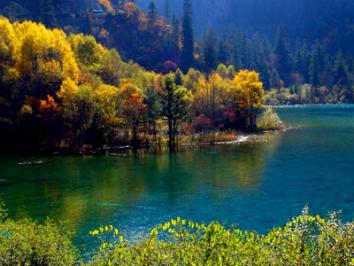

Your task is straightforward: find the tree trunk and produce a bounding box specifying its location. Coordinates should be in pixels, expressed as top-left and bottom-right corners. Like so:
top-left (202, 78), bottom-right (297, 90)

top-left (168, 116), bottom-right (173, 153)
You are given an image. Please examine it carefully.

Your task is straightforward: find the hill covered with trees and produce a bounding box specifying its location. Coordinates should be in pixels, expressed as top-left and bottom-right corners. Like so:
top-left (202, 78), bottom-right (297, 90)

top-left (0, 0), bottom-right (353, 104)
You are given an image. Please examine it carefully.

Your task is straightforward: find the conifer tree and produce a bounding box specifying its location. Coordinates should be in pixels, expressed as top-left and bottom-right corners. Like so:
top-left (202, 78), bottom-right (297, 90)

top-left (164, 0), bottom-right (171, 21)
top-left (309, 44), bottom-right (321, 88)
top-left (39, 0), bottom-right (56, 28)
top-left (148, 2), bottom-right (157, 24)
top-left (273, 26), bottom-right (291, 85)
top-left (181, 0), bottom-right (194, 72)
top-left (217, 39), bottom-right (229, 65)
top-left (332, 52), bottom-right (348, 87)
top-left (203, 30), bottom-right (217, 73)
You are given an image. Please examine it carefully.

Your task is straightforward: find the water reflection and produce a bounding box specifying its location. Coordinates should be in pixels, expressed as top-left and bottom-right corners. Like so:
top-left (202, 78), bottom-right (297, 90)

top-left (0, 132), bottom-right (283, 237)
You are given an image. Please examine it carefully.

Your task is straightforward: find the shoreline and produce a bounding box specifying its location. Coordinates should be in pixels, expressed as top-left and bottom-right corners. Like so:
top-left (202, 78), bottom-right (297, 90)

top-left (8, 126), bottom-right (293, 163)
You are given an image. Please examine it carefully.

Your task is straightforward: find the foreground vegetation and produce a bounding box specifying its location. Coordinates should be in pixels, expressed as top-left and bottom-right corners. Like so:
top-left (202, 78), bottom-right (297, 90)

top-left (0, 202), bottom-right (353, 265)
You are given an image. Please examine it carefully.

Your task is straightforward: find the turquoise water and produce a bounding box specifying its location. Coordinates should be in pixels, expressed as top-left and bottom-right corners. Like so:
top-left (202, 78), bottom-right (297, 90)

top-left (0, 105), bottom-right (353, 252)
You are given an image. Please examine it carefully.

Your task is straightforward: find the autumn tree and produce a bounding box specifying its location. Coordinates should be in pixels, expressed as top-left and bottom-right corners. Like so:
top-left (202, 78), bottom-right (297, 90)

top-left (119, 82), bottom-right (146, 149)
top-left (0, 18), bottom-right (18, 137)
top-left (93, 84), bottom-right (121, 146)
top-left (232, 70), bottom-right (265, 131)
top-left (57, 79), bottom-right (95, 151)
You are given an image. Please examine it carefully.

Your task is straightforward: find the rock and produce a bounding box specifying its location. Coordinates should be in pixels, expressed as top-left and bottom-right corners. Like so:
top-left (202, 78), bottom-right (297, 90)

top-left (17, 160), bottom-right (46, 166)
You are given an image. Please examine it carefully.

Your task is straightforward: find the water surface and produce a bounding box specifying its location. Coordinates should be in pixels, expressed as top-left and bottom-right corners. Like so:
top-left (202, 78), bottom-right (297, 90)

top-left (0, 105), bottom-right (353, 251)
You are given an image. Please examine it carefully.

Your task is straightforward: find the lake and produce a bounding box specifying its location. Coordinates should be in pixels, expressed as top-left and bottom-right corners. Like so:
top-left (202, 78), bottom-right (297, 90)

top-left (0, 105), bottom-right (354, 253)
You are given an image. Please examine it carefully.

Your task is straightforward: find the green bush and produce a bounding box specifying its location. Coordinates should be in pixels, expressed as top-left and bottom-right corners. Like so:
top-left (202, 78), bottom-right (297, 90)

top-left (89, 208), bottom-right (353, 266)
top-left (0, 219), bottom-right (78, 265)
top-left (257, 107), bottom-right (284, 131)
top-left (0, 199), bottom-right (7, 222)
top-left (0, 200), bottom-right (353, 265)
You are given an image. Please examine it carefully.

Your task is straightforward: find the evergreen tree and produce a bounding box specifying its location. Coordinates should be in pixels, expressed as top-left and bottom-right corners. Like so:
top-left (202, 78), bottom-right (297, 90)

top-left (160, 75), bottom-right (191, 152)
top-left (273, 26), bottom-right (291, 85)
top-left (175, 69), bottom-right (184, 86)
top-left (309, 44), bottom-right (321, 88)
top-left (332, 52), bottom-right (348, 87)
top-left (217, 39), bottom-right (229, 65)
top-left (269, 67), bottom-right (280, 89)
top-left (148, 2), bottom-right (157, 24)
top-left (39, 0), bottom-right (56, 28)
top-left (181, 0), bottom-right (195, 72)
top-left (202, 30), bottom-right (217, 73)
top-left (171, 16), bottom-right (180, 48)
top-left (238, 33), bottom-right (248, 69)
top-left (164, 0), bottom-right (171, 21)
top-left (332, 52), bottom-right (352, 102)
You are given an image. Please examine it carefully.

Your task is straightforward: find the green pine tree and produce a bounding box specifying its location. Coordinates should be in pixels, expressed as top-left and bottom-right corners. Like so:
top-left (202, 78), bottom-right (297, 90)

top-left (148, 2), bottom-right (157, 24)
top-left (181, 0), bottom-right (195, 72)
top-left (273, 26), bottom-right (292, 85)
top-left (39, 0), bottom-right (56, 28)
top-left (202, 30), bottom-right (217, 73)
top-left (309, 44), bottom-right (321, 88)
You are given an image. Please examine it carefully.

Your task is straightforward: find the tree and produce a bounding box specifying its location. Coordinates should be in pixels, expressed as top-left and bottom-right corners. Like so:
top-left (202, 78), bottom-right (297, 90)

top-left (332, 52), bottom-right (348, 87)
top-left (232, 70), bottom-right (265, 131)
top-left (217, 39), bottom-right (229, 65)
top-left (202, 30), bottom-right (217, 73)
top-left (94, 84), bottom-right (121, 145)
top-left (0, 18), bottom-right (18, 134)
top-left (181, 0), bottom-right (194, 72)
top-left (309, 43), bottom-right (321, 91)
top-left (122, 92), bottom-right (146, 150)
top-left (98, 49), bottom-right (123, 86)
top-left (272, 26), bottom-right (291, 86)
top-left (164, 0), bottom-right (171, 21)
top-left (148, 2), bottom-right (157, 24)
top-left (144, 79), bottom-right (162, 142)
top-left (332, 52), bottom-right (352, 102)
top-left (57, 80), bottom-right (95, 151)
top-left (39, 0), bottom-right (57, 28)
top-left (160, 74), bottom-right (192, 152)
top-left (119, 82), bottom-right (146, 149)
top-left (175, 69), bottom-right (184, 86)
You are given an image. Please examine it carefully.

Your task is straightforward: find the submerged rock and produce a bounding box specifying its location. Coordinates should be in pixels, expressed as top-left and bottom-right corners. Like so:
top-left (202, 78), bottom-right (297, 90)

top-left (17, 160), bottom-right (46, 166)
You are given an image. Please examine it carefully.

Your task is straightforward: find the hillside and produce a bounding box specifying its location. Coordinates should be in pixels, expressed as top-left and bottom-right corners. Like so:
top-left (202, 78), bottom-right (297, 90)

top-left (0, 0), bottom-right (354, 103)
top-left (138, 0), bottom-right (354, 52)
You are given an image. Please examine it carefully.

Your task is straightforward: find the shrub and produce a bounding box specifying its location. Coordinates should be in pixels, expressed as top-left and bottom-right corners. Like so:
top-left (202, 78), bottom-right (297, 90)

top-left (0, 199), bottom-right (7, 222)
top-left (88, 209), bottom-right (354, 266)
top-left (0, 219), bottom-right (78, 265)
top-left (192, 115), bottom-right (213, 133)
top-left (257, 107), bottom-right (283, 131)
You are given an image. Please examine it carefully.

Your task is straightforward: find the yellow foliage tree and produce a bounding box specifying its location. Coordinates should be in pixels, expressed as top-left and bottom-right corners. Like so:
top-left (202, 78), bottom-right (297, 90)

top-left (9, 20), bottom-right (79, 96)
top-left (232, 70), bottom-right (265, 130)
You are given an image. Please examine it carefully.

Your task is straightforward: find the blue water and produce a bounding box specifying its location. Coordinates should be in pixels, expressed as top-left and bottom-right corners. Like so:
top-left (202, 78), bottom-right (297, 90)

top-left (0, 105), bottom-right (353, 252)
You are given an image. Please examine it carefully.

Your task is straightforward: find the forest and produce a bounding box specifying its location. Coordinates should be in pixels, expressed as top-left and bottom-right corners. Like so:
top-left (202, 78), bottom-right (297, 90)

top-left (1, 0), bottom-right (353, 104)
top-left (0, 16), bottom-right (270, 154)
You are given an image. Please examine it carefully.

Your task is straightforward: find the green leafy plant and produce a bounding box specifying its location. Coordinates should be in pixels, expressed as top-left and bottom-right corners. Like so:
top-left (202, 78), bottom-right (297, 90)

top-left (0, 218), bottom-right (78, 265)
top-left (88, 209), bottom-right (354, 266)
